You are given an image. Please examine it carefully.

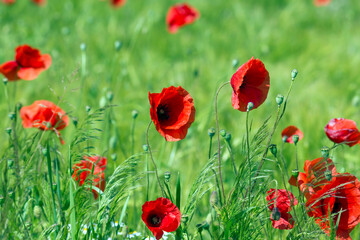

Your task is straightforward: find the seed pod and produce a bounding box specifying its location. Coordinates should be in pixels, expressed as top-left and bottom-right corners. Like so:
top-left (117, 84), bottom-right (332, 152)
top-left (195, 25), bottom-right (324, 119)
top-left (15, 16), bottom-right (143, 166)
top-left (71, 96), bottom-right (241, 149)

top-left (34, 205), bottom-right (42, 218)
top-left (291, 69), bottom-right (298, 80)
top-left (293, 135), bottom-right (299, 145)
top-left (225, 133), bottom-right (231, 142)
top-left (164, 171), bottom-right (171, 182)
top-left (292, 169), bottom-right (299, 179)
top-left (276, 94), bottom-right (284, 106)
top-left (132, 110), bottom-right (138, 119)
top-left (271, 207), bottom-right (281, 221)
top-left (219, 129), bottom-right (226, 137)
top-left (208, 127), bottom-right (215, 138)
top-left (247, 102), bottom-right (254, 112)
top-left (321, 146), bottom-right (330, 159)
top-left (142, 144), bottom-right (149, 152)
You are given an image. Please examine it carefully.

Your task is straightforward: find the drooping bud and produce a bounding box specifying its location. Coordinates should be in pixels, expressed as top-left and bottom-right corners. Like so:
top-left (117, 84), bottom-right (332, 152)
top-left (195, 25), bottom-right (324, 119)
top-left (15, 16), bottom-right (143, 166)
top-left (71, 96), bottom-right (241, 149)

top-left (210, 191), bottom-right (219, 207)
top-left (269, 144), bottom-right (277, 157)
top-left (80, 43), bottom-right (87, 51)
top-left (142, 144), bottom-right (149, 152)
top-left (271, 207), bottom-right (281, 221)
top-left (276, 94), bottom-right (284, 106)
top-left (219, 129), bottom-right (226, 137)
top-left (3, 78), bottom-right (8, 85)
top-left (291, 69), bottom-right (298, 80)
top-left (321, 146), bottom-right (330, 159)
top-left (132, 110), bottom-right (138, 119)
top-left (247, 102), bottom-right (254, 112)
top-left (72, 117), bottom-right (78, 128)
top-left (225, 133), bottom-right (231, 142)
top-left (164, 171), bottom-right (171, 182)
top-left (324, 170), bottom-right (332, 181)
top-left (282, 136), bottom-right (288, 143)
top-left (293, 135), bottom-right (299, 145)
top-left (85, 105), bottom-right (91, 113)
top-left (292, 169), bottom-right (299, 179)
top-left (232, 59), bottom-right (239, 69)
top-left (208, 127), bottom-right (215, 138)
top-left (181, 214), bottom-right (189, 224)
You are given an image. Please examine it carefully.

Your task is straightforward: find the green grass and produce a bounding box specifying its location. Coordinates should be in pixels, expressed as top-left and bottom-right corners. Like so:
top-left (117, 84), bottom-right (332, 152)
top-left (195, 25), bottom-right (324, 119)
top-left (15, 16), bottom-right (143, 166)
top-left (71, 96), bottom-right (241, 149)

top-left (1, 0), bottom-right (360, 239)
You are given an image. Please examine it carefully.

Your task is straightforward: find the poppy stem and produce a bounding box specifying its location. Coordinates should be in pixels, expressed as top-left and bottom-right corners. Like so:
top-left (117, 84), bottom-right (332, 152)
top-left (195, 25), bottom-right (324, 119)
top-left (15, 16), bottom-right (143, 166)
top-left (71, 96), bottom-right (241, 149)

top-left (214, 81), bottom-right (230, 204)
top-left (245, 109), bottom-right (251, 205)
top-left (145, 121), bottom-right (166, 197)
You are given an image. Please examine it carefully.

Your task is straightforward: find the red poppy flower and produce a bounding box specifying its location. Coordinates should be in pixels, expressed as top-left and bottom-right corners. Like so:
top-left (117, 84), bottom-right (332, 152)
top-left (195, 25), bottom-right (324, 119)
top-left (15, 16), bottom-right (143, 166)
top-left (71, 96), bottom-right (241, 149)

top-left (271, 212), bottom-right (295, 230)
top-left (266, 189), bottom-right (298, 213)
top-left (0, 45), bottom-right (51, 81)
top-left (289, 157), bottom-right (337, 200)
top-left (230, 57), bottom-right (270, 112)
top-left (149, 86), bottom-right (195, 141)
top-left (166, 3), bottom-right (199, 34)
top-left (111, 0), bottom-right (126, 7)
top-left (142, 197), bottom-right (181, 240)
top-left (72, 156), bottom-right (107, 199)
top-left (20, 100), bottom-right (69, 144)
top-left (2, 0), bottom-right (15, 5)
top-left (306, 174), bottom-right (360, 239)
top-left (325, 118), bottom-right (360, 147)
top-left (31, 0), bottom-right (46, 5)
top-left (314, 0), bottom-right (331, 7)
top-left (281, 125), bottom-right (303, 144)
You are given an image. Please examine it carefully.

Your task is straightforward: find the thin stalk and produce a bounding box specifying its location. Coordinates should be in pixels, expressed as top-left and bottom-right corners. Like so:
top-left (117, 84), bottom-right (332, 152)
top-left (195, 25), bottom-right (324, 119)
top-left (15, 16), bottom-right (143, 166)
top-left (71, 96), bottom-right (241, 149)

top-left (45, 144), bottom-right (58, 234)
top-left (54, 152), bottom-right (65, 224)
top-left (145, 121), bottom-right (166, 197)
top-left (245, 109), bottom-right (251, 205)
top-left (214, 81), bottom-right (230, 203)
top-left (208, 136), bottom-right (213, 159)
top-left (279, 80), bottom-right (294, 121)
top-left (224, 140), bottom-right (237, 175)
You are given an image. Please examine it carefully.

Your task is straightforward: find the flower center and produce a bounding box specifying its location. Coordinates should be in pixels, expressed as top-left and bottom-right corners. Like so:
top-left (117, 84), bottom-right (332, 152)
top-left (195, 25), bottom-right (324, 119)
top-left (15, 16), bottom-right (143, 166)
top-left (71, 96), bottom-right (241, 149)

top-left (148, 214), bottom-right (162, 227)
top-left (157, 104), bottom-right (170, 121)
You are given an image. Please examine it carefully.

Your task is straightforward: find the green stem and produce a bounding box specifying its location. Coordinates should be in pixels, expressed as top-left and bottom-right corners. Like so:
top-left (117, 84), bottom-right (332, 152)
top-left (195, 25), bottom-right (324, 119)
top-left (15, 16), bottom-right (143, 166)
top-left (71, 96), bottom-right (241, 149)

top-left (45, 144), bottom-right (58, 234)
top-left (245, 109), bottom-right (251, 205)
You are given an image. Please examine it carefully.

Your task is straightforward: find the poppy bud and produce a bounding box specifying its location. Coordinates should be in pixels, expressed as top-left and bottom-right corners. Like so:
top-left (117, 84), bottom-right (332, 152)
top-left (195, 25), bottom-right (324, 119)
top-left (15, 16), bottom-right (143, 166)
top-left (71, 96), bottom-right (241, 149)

top-left (16, 103), bottom-right (22, 112)
top-left (43, 121), bottom-right (52, 129)
top-left (225, 133), bottom-right (231, 142)
top-left (34, 205), bottom-right (41, 218)
top-left (99, 96), bottom-right (107, 108)
top-left (72, 117), bottom-right (78, 128)
top-left (0, 195), bottom-right (4, 206)
top-left (8, 112), bottom-right (15, 120)
top-left (5, 127), bottom-right (12, 135)
top-left (85, 105), bottom-right (91, 113)
top-left (276, 94), bottom-right (284, 106)
top-left (321, 146), bottom-right (330, 159)
top-left (7, 159), bottom-right (14, 168)
top-left (41, 147), bottom-right (47, 156)
top-left (142, 144), bottom-right (148, 152)
top-left (132, 110), bottom-right (138, 119)
top-left (111, 153), bottom-right (117, 161)
top-left (164, 171), bottom-right (171, 182)
top-left (210, 190), bottom-right (218, 207)
top-left (109, 136), bottom-right (117, 149)
top-left (181, 214), bottom-right (189, 224)
top-left (3, 78), bottom-right (8, 85)
top-left (291, 69), bottom-right (298, 80)
top-left (80, 43), bottom-right (87, 51)
top-left (282, 136), bottom-right (288, 143)
top-left (293, 135), bottom-right (299, 145)
top-left (247, 102), bottom-right (254, 112)
top-left (219, 129), bottom-right (226, 137)
top-left (269, 144), bottom-right (277, 157)
top-left (232, 59), bottom-right (239, 69)
top-left (114, 41), bottom-right (122, 51)
top-left (271, 207), bottom-right (281, 221)
top-left (324, 170), bottom-right (332, 181)
top-left (107, 91), bottom-right (114, 102)
top-left (208, 127), bottom-right (215, 138)
top-left (292, 169), bottom-right (299, 179)
top-left (196, 221), bottom-right (208, 233)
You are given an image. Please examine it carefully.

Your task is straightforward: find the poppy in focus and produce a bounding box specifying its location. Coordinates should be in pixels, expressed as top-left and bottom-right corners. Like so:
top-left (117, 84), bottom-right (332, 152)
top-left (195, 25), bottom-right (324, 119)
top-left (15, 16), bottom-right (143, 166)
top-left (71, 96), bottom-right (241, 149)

top-left (0, 45), bottom-right (51, 81)
top-left (325, 118), bottom-right (360, 147)
top-left (142, 197), bottom-right (181, 239)
top-left (111, 0), bottom-right (126, 7)
top-left (314, 0), bottom-right (331, 7)
top-left (72, 156), bottom-right (107, 199)
top-left (281, 125), bottom-right (303, 144)
top-left (166, 3), bottom-right (199, 33)
top-left (149, 86), bottom-right (195, 141)
top-left (231, 57), bottom-right (270, 112)
top-left (20, 100), bottom-right (68, 144)
top-left (306, 174), bottom-right (360, 239)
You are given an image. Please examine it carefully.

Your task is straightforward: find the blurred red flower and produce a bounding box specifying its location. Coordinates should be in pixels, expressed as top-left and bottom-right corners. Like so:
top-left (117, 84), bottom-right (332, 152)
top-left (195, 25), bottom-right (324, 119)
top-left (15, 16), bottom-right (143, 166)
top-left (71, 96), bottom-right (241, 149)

top-left (281, 125), bottom-right (303, 144)
top-left (20, 100), bottom-right (68, 144)
top-left (111, 0), bottom-right (126, 7)
top-left (325, 118), bottom-right (360, 147)
top-left (271, 212), bottom-right (295, 230)
top-left (2, 0), bottom-right (15, 5)
top-left (231, 57), bottom-right (270, 112)
top-left (31, 0), bottom-right (46, 6)
top-left (72, 156), bottom-right (107, 199)
top-left (314, 0), bottom-right (331, 7)
top-left (166, 3), bottom-right (199, 33)
top-left (142, 197), bottom-right (181, 239)
top-left (149, 86), bottom-right (195, 141)
top-left (306, 174), bottom-right (360, 239)
top-left (0, 45), bottom-right (51, 81)
top-left (289, 157), bottom-right (337, 200)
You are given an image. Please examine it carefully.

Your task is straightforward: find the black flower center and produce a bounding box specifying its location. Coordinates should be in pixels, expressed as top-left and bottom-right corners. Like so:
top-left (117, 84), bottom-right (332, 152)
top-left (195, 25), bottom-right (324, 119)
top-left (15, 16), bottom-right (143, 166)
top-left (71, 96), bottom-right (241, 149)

top-left (148, 214), bottom-right (162, 227)
top-left (332, 200), bottom-right (342, 215)
top-left (157, 104), bottom-right (170, 121)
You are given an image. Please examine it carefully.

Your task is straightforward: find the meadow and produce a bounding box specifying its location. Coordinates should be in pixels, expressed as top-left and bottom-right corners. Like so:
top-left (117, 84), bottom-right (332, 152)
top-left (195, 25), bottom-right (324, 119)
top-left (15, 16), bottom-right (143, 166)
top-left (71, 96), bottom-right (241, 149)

top-left (1, 0), bottom-right (360, 239)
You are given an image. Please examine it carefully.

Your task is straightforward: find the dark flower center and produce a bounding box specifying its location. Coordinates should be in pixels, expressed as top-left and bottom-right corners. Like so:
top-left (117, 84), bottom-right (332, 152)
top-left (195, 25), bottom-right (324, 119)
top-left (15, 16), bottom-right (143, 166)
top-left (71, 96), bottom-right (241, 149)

top-left (332, 200), bottom-right (342, 215)
top-left (148, 214), bottom-right (162, 227)
top-left (157, 104), bottom-right (170, 121)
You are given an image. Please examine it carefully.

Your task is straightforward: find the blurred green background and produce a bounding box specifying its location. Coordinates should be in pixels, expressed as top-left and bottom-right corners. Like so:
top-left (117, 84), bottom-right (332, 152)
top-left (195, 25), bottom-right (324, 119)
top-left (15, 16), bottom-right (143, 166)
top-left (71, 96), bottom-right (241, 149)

top-left (1, 0), bottom-right (360, 238)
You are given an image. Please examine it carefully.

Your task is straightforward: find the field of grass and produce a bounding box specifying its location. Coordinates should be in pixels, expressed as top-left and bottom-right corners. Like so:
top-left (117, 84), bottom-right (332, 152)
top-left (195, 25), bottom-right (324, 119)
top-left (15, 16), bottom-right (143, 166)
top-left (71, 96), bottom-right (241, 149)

top-left (1, 0), bottom-right (360, 239)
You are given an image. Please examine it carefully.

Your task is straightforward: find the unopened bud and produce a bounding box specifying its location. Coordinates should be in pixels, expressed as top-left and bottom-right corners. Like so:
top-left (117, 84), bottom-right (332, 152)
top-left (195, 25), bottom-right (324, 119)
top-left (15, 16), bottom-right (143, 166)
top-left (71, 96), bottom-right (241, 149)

top-left (164, 171), bottom-right (171, 182)
top-left (3, 78), bottom-right (8, 85)
top-left (292, 169), bottom-right (299, 179)
top-left (269, 144), bottom-right (277, 157)
top-left (181, 214), bottom-right (189, 224)
top-left (276, 94), bottom-right (284, 106)
top-left (7, 159), bottom-right (14, 168)
top-left (114, 41), bottom-right (122, 51)
top-left (219, 129), bottom-right (226, 137)
top-left (80, 43), bottom-right (87, 51)
top-left (16, 103), bottom-right (22, 112)
top-left (34, 205), bottom-right (41, 218)
top-left (282, 136), bottom-right (288, 143)
top-left (8, 112), bottom-right (15, 120)
top-left (321, 146), bottom-right (330, 159)
top-left (5, 127), bottom-right (12, 135)
top-left (293, 135), bottom-right (299, 145)
top-left (291, 69), bottom-right (298, 80)
top-left (324, 170), bottom-right (332, 181)
top-left (225, 133), bottom-right (231, 142)
top-left (271, 207), bottom-right (281, 221)
top-left (106, 91), bottom-right (114, 102)
top-left (232, 59), bottom-right (239, 69)
top-left (196, 222), bottom-right (204, 233)
top-left (142, 144), bottom-right (148, 152)
top-left (247, 102), bottom-right (254, 112)
top-left (85, 106), bottom-right (91, 113)
top-left (132, 110), bottom-right (138, 119)
top-left (72, 117), bottom-right (78, 128)
top-left (111, 153), bottom-right (117, 161)
top-left (208, 127), bottom-right (215, 138)
top-left (210, 191), bottom-right (219, 207)
top-left (42, 148), bottom-right (47, 156)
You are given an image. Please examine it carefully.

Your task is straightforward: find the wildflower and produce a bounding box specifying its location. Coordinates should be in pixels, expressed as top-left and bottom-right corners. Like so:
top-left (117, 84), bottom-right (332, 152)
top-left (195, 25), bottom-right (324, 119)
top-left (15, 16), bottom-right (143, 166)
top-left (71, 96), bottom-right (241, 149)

top-left (166, 3), bottom-right (199, 33)
top-left (281, 126), bottom-right (303, 144)
top-left (324, 118), bottom-right (360, 147)
top-left (72, 156), bottom-right (107, 199)
top-left (149, 86), bottom-right (195, 141)
top-left (306, 174), bottom-right (360, 239)
top-left (111, 0), bottom-right (126, 8)
top-left (20, 100), bottom-right (68, 144)
top-left (314, 0), bottom-right (331, 7)
top-left (230, 57), bottom-right (270, 112)
top-left (32, 0), bottom-right (46, 5)
top-left (142, 197), bottom-right (181, 240)
top-left (0, 45), bottom-right (51, 81)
